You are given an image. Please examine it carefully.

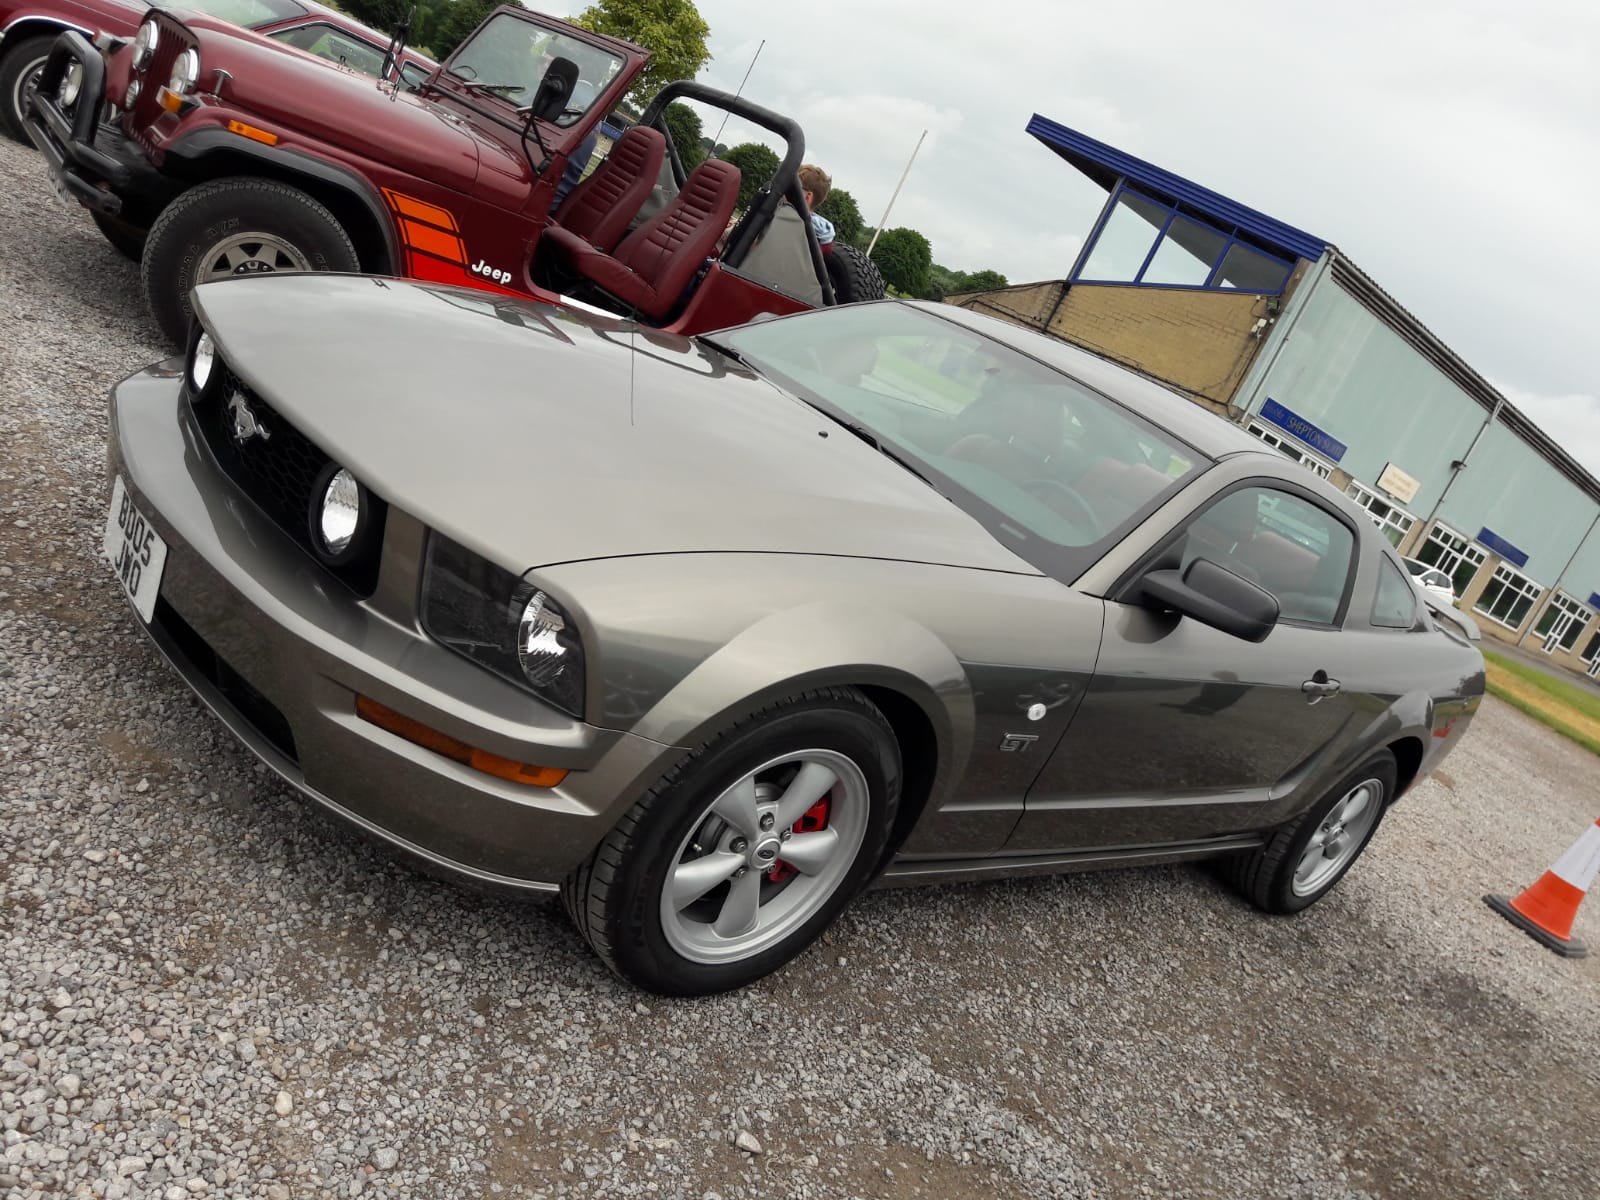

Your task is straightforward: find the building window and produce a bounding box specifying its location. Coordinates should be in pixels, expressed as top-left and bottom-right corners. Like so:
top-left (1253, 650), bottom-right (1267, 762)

top-left (1531, 592), bottom-right (1593, 653)
top-left (1345, 480), bottom-right (1416, 547)
top-left (1474, 564), bottom-right (1543, 630)
top-left (1416, 523), bottom-right (1487, 597)
top-left (1073, 184), bottom-right (1295, 295)
top-left (1245, 420), bottom-right (1334, 478)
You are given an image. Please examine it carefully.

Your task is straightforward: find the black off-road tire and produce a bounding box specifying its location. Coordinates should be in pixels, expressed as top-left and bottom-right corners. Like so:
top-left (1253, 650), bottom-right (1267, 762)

top-left (0, 35), bottom-right (54, 143)
top-left (92, 212), bottom-right (147, 262)
top-left (563, 687), bottom-right (901, 996)
top-left (826, 243), bottom-right (887, 304)
top-left (140, 177), bottom-right (360, 346)
top-left (1222, 750), bottom-right (1398, 915)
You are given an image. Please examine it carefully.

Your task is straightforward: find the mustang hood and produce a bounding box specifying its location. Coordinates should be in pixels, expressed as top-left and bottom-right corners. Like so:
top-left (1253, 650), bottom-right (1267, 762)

top-left (194, 276), bottom-right (1038, 576)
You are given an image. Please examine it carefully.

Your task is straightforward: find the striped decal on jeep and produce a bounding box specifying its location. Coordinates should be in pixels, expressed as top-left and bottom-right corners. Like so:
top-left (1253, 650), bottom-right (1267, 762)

top-left (381, 188), bottom-right (468, 269)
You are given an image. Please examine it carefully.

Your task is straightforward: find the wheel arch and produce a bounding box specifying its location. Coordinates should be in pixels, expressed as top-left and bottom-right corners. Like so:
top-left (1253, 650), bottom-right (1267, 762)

top-left (1386, 734), bottom-right (1426, 802)
top-left (161, 133), bottom-right (397, 272)
top-left (1, 17), bottom-right (86, 55)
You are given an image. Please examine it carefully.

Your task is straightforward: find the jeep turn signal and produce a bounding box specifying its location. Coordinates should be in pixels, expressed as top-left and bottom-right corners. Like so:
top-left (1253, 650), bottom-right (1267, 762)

top-left (354, 695), bottom-right (569, 788)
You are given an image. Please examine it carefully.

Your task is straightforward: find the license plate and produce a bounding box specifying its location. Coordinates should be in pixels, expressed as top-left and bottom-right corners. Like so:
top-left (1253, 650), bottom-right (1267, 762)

top-left (103, 475), bottom-right (168, 623)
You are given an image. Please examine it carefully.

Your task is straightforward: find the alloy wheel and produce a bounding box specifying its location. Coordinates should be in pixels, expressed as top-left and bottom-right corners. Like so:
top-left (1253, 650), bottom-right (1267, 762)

top-left (1291, 778), bottom-right (1383, 897)
top-left (660, 749), bottom-right (869, 964)
top-left (200, 232), bottom-right (312, 282)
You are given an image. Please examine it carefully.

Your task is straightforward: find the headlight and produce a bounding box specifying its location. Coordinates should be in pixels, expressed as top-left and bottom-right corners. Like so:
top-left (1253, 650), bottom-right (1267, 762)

top-left (58, 62), bottom-right (83, 108)
top-left (307, 464), bottom-right (372, 565)
top-left (131, 19), bottom-right (159, 72)
top-left (421, 535), bottom-right (586, 717)
top-left (187, 329), bottom-right (215, 394)
top-left (168, 48), bottom-right (199, 95)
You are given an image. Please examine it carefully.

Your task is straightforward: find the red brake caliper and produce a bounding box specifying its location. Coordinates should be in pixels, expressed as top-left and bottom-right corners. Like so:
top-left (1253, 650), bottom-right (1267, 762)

top-left (766, 796), bottom-right (831, 885)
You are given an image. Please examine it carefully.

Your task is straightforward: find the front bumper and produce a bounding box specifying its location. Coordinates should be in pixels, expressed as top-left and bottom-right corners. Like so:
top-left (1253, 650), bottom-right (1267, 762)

top-left (108, 363), bottom-right (685, 890)
top-left (23, 31), bottom-right (167, 219)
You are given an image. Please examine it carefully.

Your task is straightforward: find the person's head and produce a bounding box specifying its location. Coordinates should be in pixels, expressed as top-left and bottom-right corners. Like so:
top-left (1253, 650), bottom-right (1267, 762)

top-left (798, 163), bottom-right (832, 211)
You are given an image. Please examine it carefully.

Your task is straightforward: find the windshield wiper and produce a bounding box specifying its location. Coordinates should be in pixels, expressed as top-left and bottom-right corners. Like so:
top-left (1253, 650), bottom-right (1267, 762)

top-left (453, 79), bottom-right (525, 96)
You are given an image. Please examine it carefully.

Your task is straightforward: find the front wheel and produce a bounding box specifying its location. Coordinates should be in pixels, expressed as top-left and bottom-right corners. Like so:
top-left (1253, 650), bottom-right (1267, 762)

top-left (140, 177), bottom-right (360, 346)
top-left (1223, 750), bottom-right (1397, 914)
top-left (0, 35), bottom-right (53, 143)
top-left (564, 688), bottom-right (901, 995)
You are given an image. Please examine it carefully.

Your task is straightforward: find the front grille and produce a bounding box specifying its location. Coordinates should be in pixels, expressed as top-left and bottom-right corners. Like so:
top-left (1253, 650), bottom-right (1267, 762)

top-left (129, 14), bottom-right (189, 129)
top-left (152, 598), bottom-right (298, 764)
top-left (190, 362), bottom-right (386, 595)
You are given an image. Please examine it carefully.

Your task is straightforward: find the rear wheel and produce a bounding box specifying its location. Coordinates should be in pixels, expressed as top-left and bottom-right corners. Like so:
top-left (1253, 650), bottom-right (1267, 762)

top-left (0, 35), bottom-right (54, 143)
top-left (140, 176), bottom-right (359, 346)
top-left (1223, 750), bottom-right (1396, 914)
top-left (563, 688), bottom-right (900, 995)
top-left (826, 243), bottom-right (887, 304)
top-left (92, 212), bottom-right (146, 262)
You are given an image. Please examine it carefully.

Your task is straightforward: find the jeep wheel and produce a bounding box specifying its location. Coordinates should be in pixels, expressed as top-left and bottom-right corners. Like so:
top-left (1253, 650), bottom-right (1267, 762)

top-left (0, 35), bottom-right (54, 143)
top-left (563, 687), bottom-right (901, 995)
top-left (825, 243), bottom-right (887, 304)
top-left (141, 177), bottom-right (360, 346)
top-left (92, 212), bottom-right (147, 263)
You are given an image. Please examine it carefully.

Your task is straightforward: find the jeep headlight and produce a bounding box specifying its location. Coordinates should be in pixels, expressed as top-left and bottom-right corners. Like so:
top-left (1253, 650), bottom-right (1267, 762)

top-left (168, 48), bottom-right (199, 95)
top-left (421, 535), bottom-right (586, 717)
top-left (131, 19), bottom-right (159, 71)
top-left (57, 61), bottom-right (83, 108)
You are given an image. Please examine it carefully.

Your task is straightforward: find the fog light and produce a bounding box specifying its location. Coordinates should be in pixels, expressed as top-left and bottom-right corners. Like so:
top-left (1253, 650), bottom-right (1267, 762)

top-left (124, 79), bottom-right (141, 108)
top-left (314, 466), bottom-right (363, 558)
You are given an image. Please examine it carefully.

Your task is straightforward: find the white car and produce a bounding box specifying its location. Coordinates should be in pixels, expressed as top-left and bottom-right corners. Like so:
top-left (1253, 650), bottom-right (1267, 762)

top-left (1403, 557), bottom-right (1456, 607)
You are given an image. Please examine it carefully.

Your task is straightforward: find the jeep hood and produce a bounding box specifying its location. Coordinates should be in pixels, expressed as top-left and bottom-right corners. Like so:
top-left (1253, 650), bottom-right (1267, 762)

top-left (193, 275), bottom-right (1039, 577)
top-left (179, 15), bottom-right (486, 193)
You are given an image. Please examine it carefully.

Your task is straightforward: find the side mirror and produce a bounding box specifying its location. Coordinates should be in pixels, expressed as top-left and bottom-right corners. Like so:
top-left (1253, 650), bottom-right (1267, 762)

top-left (1139, 557), bottom-right (1279, 643)
top-left (527, 56), bottom-right (578, 123)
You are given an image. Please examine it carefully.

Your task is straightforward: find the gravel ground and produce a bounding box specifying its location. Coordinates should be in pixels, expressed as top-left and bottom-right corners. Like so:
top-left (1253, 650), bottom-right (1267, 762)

top-left (3, 133), bottom-right (1600, 1200)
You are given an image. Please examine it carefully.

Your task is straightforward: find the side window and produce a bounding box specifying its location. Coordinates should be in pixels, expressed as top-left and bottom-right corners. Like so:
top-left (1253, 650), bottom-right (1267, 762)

top-left (269, 24), bottom-right (387, 78)
top-left (1373, 557), bottom-right (1419, 629)
top-left (1181, 486), bottom-right (1355, 626)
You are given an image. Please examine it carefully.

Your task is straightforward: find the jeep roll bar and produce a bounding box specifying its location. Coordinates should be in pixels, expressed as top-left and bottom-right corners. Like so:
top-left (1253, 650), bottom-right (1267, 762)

top-left (637, 80), bottom-right (835, 306)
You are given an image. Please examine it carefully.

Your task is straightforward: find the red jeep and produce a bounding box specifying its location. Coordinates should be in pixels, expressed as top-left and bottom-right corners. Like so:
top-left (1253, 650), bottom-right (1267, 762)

top-left (0, 0), bottom-right (433, 142)
top-left (24, 4), bottom-right (883, 343)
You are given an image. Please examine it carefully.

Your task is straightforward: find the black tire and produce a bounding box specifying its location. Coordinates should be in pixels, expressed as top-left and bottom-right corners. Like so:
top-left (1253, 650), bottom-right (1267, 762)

top-left (0, 35), bottom-right (54, 144)
top-left (826, 243), bottom-right (887, 304)
top-left (92, 212), bottom-right (147, 262)
top-left (1223, 750), bottom-right (1397, 914)
top-left (564, 687), bottom-right (901, 995)
top-left (140, 177), bottom-right (360, 347)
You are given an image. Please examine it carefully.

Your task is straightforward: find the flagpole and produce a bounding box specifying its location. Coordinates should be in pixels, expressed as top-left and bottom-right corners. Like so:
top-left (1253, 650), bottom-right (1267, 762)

top-left (712, 39), bottom-right (765, 148)
top-left (866, 129), bottom-right (927, 255)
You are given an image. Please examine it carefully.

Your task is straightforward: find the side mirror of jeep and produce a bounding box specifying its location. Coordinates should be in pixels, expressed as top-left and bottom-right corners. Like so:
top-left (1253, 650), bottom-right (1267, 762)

top-left (528, 56), bottom-right (578, 124)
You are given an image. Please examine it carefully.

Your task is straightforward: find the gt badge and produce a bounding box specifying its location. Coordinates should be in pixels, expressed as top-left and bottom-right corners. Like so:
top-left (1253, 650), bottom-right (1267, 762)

top-left (999, 733), bottom-right (1039, 753)
top-left (228, 392), bottom-right (270, 445)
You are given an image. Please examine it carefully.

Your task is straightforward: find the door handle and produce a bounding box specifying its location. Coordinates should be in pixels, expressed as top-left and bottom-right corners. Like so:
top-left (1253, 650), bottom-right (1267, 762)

top-left (1301, 674), bottom-right (1341, 701)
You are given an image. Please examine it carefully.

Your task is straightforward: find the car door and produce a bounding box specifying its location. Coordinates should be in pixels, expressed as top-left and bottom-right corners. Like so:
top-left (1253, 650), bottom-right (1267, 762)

top-left (1010, 481), bottom-right (1364, 852)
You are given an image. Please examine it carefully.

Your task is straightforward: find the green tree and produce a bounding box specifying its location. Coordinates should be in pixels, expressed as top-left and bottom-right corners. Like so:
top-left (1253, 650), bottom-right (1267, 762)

top-left (816, 187), bottom-right (863, 245)
top-left (574, 0), bottom-right (712, 107)
top-left (426, 0), bottom-right (498, 58)
top-left (963, 268), bottom-right (1008, 291)
top-left (870, 227), bottom-right (932, 296)
top-left (718, 141), bottom-right (779, 212)
top-left (662, 102), bottom-right (705, 170)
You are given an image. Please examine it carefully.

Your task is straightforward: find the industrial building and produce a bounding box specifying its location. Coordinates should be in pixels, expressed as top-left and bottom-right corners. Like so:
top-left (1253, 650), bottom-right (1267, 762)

top-left (949, 115), bottom-right (1600, 677)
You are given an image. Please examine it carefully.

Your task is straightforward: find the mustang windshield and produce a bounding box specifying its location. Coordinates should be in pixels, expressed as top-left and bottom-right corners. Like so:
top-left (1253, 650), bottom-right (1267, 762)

top-left (446, 16), bottom-right (623, 125)
top-left (716, 304), bottom-right (1203, 561)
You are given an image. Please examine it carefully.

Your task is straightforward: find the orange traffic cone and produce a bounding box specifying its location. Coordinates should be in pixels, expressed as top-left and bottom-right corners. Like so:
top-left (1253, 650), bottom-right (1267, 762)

top-left (1484, 817), bottom-right (1600, 958)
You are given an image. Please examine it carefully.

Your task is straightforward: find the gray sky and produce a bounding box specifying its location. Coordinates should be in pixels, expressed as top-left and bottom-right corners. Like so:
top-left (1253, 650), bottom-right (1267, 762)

top-left (550, 1), bottom-right (1599, 470)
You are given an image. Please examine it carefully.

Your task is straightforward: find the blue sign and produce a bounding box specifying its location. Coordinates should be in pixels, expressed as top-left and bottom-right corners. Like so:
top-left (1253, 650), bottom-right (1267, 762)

top-left (1477, 528), bottom-right (1528, 569)
top-left (1259, 398), bottom-right (1348, 463)
top-left (1588, 592), bottom-right (1600, 610)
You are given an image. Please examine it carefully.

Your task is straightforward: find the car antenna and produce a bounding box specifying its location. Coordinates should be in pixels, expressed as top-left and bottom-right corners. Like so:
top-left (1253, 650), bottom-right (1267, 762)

top-left (380, 5), bottom-right (415, 101)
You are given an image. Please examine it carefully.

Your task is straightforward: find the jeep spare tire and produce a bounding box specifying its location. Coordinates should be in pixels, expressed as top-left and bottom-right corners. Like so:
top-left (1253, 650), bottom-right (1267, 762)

top-left (141, 177), bottom-right (360, 346)
top-left (825, 243), bottom-right (887, 305)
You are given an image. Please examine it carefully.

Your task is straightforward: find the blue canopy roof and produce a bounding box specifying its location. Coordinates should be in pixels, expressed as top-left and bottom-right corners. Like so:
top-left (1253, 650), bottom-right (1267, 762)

top-left (1027, 114), bottom-right (1330, 265)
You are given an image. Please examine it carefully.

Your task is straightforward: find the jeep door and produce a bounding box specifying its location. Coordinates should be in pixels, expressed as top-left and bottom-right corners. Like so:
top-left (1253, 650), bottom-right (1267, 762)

top-left (1009, 480), bottom-right (1366, 852)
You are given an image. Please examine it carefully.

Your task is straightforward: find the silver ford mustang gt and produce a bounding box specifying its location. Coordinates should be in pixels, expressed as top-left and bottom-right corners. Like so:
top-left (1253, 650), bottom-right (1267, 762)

top-left (102, 275), bottom-right (1484, 994)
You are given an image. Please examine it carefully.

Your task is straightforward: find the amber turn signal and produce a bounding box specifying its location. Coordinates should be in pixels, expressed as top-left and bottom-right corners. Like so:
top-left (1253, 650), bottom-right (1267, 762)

top-left (355, 696), bottom-right (568, 787)
top-left (226, 119), bottom-right (278, 146)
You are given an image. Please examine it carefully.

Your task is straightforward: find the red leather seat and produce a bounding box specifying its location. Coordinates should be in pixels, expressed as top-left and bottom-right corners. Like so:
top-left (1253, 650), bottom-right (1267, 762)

top-left (553, 125), bottom-right (666, 252)
top-left (542, 158), bottom-right (741, 322)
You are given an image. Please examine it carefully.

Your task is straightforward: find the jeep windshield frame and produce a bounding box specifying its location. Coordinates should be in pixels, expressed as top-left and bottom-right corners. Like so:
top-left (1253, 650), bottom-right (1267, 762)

top-left (434, 9), bottom-right (637, 138)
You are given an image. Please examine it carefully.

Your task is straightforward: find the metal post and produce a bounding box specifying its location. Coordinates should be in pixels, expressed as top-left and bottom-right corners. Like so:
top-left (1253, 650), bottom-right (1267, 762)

top-left (865, 130), bottom-right (927, 256)
top-left (1516, 507), bottom-right (1600, 651)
